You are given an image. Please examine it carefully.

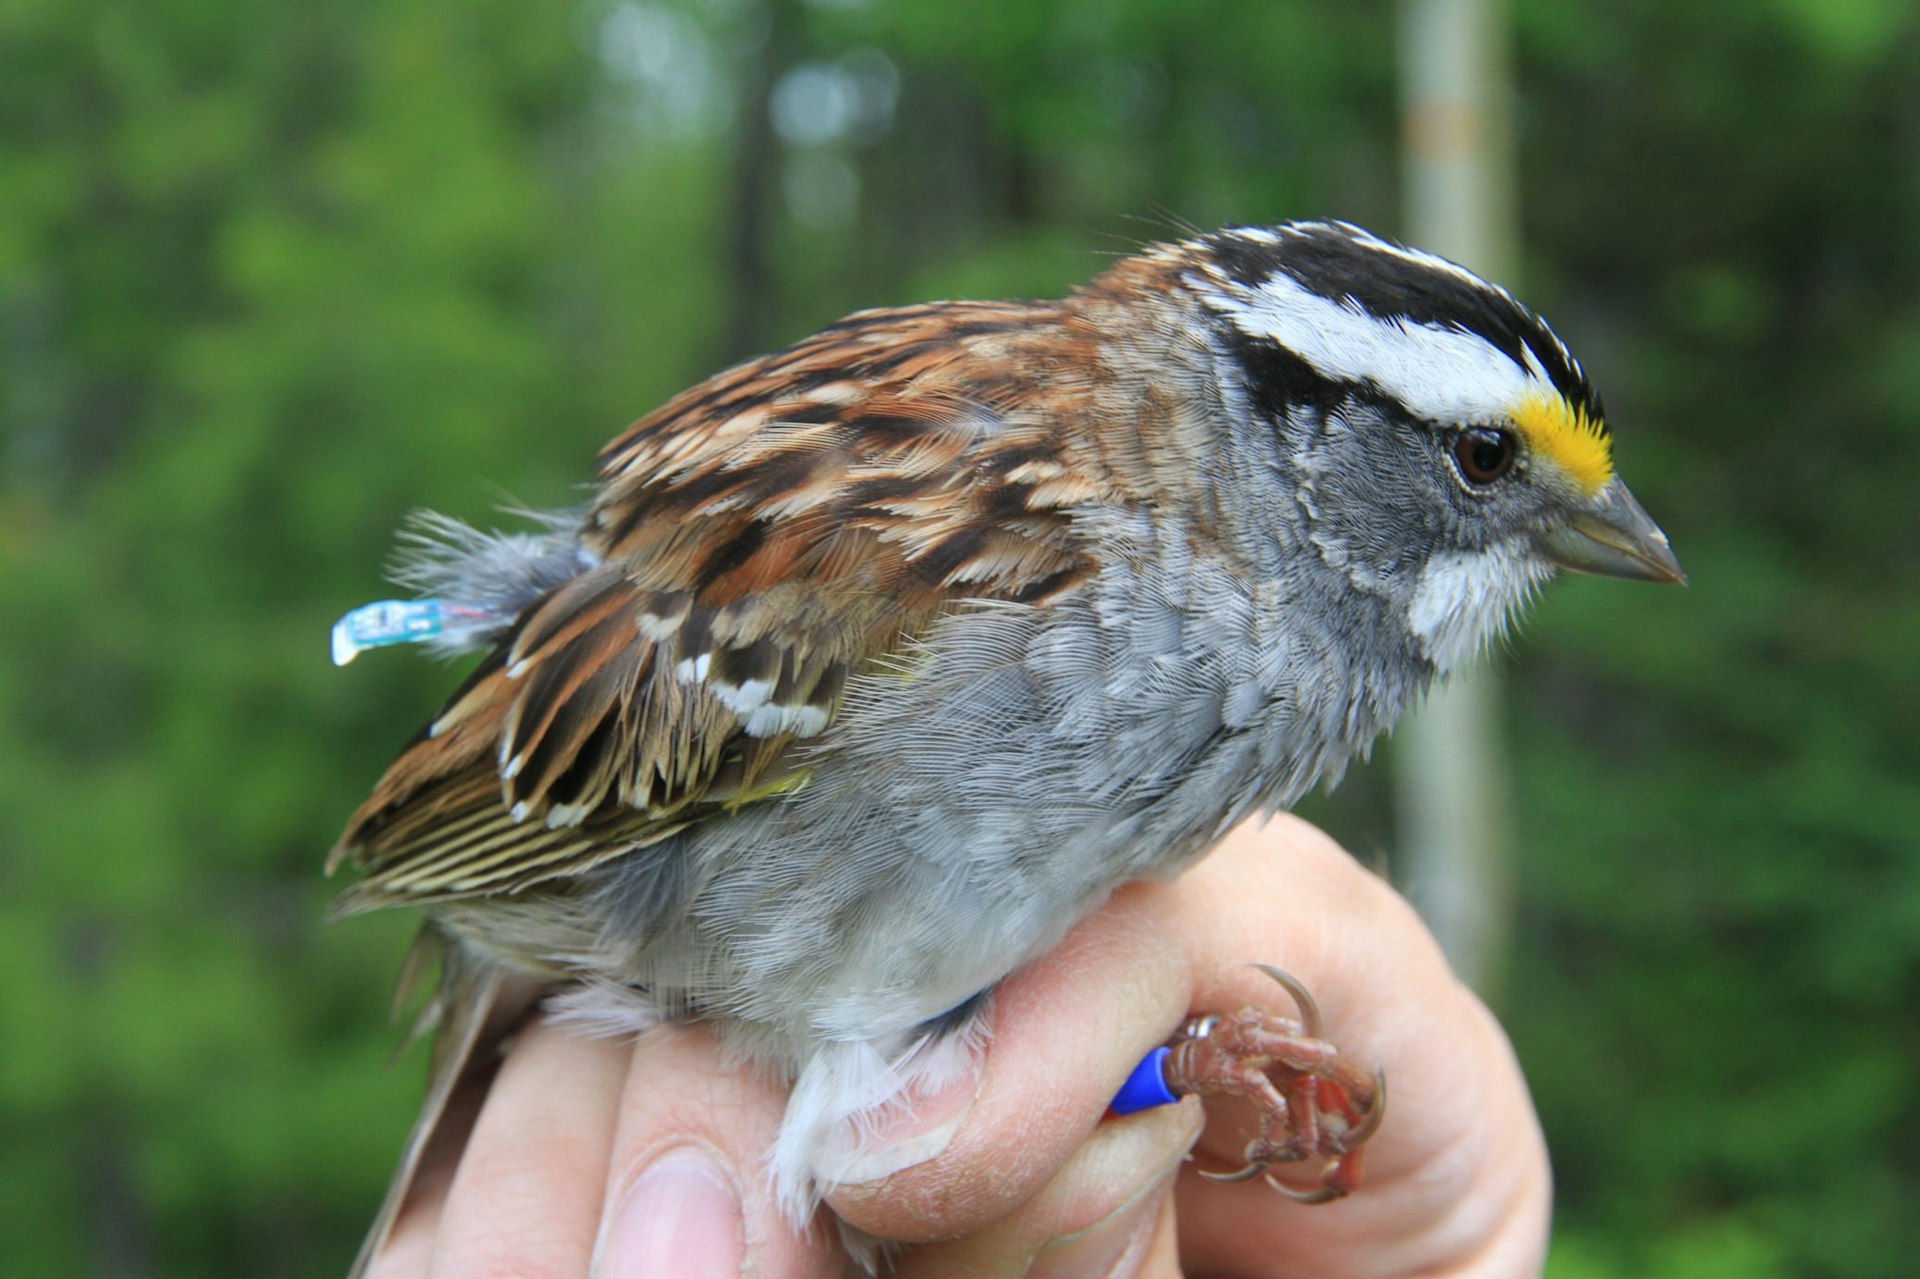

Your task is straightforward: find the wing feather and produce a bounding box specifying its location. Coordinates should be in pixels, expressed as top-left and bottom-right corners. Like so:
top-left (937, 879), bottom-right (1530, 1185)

top-left (332, 299), bottom-right (1108, 905)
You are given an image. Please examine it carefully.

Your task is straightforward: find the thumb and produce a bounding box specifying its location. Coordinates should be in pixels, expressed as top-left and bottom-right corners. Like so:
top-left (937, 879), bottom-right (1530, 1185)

top-left (891, 1100), bottom-right (1200, 1279)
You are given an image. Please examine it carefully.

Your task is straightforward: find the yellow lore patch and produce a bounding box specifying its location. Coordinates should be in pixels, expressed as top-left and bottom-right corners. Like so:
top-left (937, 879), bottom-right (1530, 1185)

top-left (1510, 392), bottom-right (1612, 496)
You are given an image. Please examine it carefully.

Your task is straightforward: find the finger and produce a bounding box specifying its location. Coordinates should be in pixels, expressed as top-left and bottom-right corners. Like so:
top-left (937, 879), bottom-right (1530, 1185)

top-left (889, 1100), bottom-right (1199, 1279)
top-left (1171, 814), bottom-right (1550, 1277)
top-left (1134, 1190), bottom-right (1183, 1278)
top-left (425, 1018), bottom-right (630, 1278)
top-left (364, 1210), bottom-right (436, 1279)
top-left (593, 1022), bottom-right (843, 1279)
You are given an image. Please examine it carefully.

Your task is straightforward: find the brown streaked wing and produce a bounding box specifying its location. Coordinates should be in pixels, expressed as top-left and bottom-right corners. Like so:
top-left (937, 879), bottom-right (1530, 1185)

top-left (332, 299), bottom-right (1106, 907)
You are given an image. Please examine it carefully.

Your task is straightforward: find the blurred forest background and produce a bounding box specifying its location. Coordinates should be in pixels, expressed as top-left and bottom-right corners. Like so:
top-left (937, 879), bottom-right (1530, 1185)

top-left (3, 0), bottom-right (1918, 1274)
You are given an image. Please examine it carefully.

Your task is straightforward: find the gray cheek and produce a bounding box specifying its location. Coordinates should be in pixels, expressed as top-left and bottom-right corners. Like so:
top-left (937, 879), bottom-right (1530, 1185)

top-left (1286, 405), bottom-right (1455, 596)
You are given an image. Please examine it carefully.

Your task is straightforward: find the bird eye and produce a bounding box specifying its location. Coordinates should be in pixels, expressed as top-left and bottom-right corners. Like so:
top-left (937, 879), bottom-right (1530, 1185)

top-left (1452, 428), bottom-right (1518, 486)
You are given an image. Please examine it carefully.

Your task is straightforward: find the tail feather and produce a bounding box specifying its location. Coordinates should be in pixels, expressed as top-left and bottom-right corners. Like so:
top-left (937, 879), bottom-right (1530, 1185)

top-left (348, 929), bottom-right (547, 1278)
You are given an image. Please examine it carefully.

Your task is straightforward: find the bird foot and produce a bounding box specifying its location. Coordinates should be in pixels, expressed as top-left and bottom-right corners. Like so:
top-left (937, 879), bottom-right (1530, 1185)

top-left (1165, 964), bottom-right (1385, 1203)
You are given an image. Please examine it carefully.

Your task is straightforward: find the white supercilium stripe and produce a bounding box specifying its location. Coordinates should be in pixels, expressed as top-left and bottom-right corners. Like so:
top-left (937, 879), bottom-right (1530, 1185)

top-left (1316, 224), bottom-right (1580, 378)
top-left (1196, 265), bottom-right (1551, 426)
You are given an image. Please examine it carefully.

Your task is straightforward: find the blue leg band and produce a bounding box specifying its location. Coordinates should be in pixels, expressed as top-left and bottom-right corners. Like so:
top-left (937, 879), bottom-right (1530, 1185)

top-left (1111, 1045), bottom-right (1178, 1114)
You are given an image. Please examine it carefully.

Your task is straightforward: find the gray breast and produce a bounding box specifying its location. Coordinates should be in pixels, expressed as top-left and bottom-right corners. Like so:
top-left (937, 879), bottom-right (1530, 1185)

top-left (579, 512), bottom-right (1428, 1059)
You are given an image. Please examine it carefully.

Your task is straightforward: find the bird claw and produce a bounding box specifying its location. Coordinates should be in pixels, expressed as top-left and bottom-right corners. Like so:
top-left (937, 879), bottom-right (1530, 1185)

top-left (1168, 965), bottom-right (1386, 1203)
top-left (1195, 1158), bottom-right (1269, 1185)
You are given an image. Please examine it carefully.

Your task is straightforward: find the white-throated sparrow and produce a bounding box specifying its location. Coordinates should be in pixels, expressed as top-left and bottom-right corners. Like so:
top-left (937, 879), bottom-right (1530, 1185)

top-left (330, 221), bottom-right (1682, 1270)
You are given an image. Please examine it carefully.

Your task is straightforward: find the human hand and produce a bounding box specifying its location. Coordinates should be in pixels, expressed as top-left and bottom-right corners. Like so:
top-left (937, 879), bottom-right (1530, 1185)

top-left (364, 813), bottom-right (1550, 1277)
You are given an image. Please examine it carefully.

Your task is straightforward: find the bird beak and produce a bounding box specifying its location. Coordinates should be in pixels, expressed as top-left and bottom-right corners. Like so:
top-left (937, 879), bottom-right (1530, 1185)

top-left (1538, 476), bottom-right (1688, 585)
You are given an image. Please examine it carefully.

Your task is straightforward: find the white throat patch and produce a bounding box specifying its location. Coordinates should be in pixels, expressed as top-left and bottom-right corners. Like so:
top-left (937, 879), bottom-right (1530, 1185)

top-left (1407, 543), bottom-right (1553, 672)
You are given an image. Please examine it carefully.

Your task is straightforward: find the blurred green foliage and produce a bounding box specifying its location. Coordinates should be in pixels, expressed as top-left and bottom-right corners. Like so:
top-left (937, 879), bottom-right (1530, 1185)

top-left (2, 0), bottom-right (1916, 1274)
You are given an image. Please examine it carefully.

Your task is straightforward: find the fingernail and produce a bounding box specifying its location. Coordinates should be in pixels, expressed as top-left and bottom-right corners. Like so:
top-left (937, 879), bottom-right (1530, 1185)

top-left (595, 1148), bottom-right (745, 1279)
top-left (1024, 1173), bottom-right (1170, 1279)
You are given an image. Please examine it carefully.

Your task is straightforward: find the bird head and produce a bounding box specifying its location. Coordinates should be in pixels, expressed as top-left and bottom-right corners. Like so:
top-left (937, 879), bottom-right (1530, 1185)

top-left (1186, 221), bottom-right (1684, 672)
